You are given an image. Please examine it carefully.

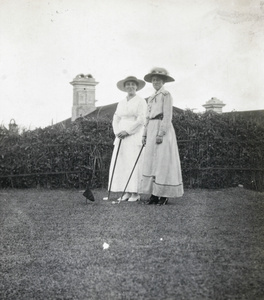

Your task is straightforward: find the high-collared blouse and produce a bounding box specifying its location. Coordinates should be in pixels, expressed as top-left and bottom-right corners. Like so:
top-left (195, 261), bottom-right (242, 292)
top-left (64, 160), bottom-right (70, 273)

top-left (143, 86), bottom-right (173, 137)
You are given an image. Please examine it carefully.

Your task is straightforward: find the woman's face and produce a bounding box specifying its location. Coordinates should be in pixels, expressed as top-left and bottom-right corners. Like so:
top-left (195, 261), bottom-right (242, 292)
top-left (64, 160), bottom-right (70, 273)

top-left (124, 81), bottom-right (137, 95)
top-left (151, 76), bottom-right (164, 91)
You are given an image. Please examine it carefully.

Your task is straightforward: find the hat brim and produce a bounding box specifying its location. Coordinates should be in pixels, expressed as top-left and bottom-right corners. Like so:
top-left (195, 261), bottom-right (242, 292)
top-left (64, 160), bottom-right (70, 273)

top-left (117, 78), bottom-right (146, 92)
top-left (144, 73), bottom-right (175, 83)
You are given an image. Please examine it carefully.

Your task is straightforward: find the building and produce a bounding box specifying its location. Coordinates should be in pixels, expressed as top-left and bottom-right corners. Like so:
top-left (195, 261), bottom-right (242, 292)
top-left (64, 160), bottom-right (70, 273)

top-left (203, 97), bottom-right (226, 113)
top-left (52, 76), bottom-right (264, 130)
top-left (53, 73), bottom-right (183, 129)
top-left (202, 97), bottom-right (264, 125)
top-left (70, 74), bottom-right (99, 121)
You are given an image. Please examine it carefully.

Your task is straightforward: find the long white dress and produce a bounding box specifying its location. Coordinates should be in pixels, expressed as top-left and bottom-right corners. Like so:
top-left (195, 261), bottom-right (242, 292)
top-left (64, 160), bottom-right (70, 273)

top-left (139, 87), bottom-right (184, 198)
top-left (108, 95), bottom-right (147, 193)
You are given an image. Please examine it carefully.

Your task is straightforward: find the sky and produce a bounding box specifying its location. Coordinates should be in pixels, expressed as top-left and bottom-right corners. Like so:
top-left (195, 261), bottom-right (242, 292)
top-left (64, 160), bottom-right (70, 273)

top-left (0, 0), bottom-right (263, 129)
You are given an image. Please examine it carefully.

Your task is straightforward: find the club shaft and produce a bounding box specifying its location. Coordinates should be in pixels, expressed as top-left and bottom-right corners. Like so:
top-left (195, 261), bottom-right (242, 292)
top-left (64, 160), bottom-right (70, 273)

top-left (108, 139), bottom-right (122, 199)
top-left (120, 145), bottom-right (144, 199)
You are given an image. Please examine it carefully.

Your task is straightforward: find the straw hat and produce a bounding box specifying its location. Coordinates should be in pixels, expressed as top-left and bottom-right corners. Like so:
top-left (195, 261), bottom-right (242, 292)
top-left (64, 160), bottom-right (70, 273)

top-left (117, 76), bottom-right (146, 92)
top-left (144, 67), bottom-right (175, 83)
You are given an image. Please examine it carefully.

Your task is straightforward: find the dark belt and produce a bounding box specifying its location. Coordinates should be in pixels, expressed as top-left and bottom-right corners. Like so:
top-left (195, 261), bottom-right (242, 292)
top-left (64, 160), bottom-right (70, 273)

top-left (149, 113), bottom-right (163, 120)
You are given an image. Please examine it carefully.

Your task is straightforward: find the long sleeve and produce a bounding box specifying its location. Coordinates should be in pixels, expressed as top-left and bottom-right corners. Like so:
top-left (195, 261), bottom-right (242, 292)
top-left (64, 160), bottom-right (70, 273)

top-left (158, 92), bottom-right (173, 136)
top-left (126, 99), bottom-right (147, 135)
top-left (143, 112), bottom-right (149, 137)
top-left (112, 111), bottom-right (121, 135)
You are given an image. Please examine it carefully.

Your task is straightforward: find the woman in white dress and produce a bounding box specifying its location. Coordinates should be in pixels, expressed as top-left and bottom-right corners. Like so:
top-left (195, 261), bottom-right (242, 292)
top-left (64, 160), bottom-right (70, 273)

top-left (139, 68), bottom-right (184, 205)
top-left (107, 76), bottom-right (147, 202)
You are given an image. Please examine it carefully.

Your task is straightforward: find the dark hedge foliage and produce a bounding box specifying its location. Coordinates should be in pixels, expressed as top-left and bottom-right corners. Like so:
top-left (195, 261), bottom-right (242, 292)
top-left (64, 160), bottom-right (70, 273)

top-left (172, 110), bottom-right (264, 190)
top-left (0, 111), bottom-right (264, 191)
top-left (0, 117), bottom-right (114, 189)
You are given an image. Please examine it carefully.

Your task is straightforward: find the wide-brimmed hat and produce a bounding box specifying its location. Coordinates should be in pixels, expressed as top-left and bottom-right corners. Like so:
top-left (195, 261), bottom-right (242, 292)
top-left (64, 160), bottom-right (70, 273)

top-left (144, 67), bottom-right (175, 83)
top-left (117, 76), bottom-right (146, 92)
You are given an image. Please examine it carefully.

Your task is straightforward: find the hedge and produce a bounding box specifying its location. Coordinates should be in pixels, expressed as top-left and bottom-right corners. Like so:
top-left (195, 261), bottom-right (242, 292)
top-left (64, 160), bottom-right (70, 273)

top-left (0, 110), bottom-right (264, 191)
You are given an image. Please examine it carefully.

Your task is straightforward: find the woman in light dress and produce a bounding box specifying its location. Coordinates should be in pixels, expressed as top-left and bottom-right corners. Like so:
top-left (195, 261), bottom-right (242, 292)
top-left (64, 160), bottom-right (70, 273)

top-left (107, 76), bottom-right (147, 202)
top-left (139, 68), bottom-right (184, 205)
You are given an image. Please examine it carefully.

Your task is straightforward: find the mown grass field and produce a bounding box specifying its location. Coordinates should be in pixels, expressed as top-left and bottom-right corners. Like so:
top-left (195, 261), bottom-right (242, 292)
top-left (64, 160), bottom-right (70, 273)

top-left (0, 187), bottom-right (264, 300)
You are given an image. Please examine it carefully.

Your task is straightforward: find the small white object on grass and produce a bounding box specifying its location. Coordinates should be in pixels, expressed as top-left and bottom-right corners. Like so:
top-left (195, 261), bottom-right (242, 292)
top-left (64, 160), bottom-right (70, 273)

top-left (103, 242), bottom-right (109, 250)
top-left (112, 201), bottom-right (117, 204)
top-left (103, 197), bottom-right (108, 200)
top-left (160, 238), bottom-right (163, 241)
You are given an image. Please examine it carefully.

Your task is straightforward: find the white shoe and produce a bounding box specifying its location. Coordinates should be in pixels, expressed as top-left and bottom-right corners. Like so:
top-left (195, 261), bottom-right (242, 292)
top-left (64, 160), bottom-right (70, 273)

top-left (117, 193), bottom-right (131, 201)
top-left (128, 195), bottom-right (140, 202)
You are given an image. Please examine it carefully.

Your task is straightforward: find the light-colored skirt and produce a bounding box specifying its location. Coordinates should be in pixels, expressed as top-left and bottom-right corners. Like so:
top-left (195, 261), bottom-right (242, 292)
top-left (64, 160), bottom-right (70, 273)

top-left (139, 120), bottom-right (184, 198)
top-left (108, 119), bottom-right (143, 193)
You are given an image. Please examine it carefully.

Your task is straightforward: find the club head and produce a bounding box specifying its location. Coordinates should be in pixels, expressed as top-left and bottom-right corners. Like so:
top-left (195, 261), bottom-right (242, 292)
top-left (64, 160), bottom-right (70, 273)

top-left (83, 186), bottom-right (95, 202)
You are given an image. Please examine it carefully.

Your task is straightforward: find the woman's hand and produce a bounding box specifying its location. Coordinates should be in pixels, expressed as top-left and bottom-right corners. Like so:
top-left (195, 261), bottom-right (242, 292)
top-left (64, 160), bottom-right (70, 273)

top-left (142, 136), bottom-right (146, 146)
top-left (117, 131), bottom-right (129, 139)
top-left (156, 135), bottom-right (163, 144)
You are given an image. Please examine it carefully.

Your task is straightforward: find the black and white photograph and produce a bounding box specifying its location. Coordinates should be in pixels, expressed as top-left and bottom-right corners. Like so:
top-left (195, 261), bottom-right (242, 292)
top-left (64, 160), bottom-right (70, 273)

top-left (0, 0), bottom-right (264, 299)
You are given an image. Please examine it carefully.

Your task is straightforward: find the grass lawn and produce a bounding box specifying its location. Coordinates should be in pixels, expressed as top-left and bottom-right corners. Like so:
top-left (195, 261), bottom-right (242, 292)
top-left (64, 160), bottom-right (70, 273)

top-left (0, 187), bottom-right (264, 300)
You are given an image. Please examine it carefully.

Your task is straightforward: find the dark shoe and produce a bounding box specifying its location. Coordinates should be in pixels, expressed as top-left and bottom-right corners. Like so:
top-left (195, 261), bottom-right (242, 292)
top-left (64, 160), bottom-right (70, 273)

top-left (146, 195), bottom-right (159, 205)
top-left (158, 197), bottom-right (168, 205)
